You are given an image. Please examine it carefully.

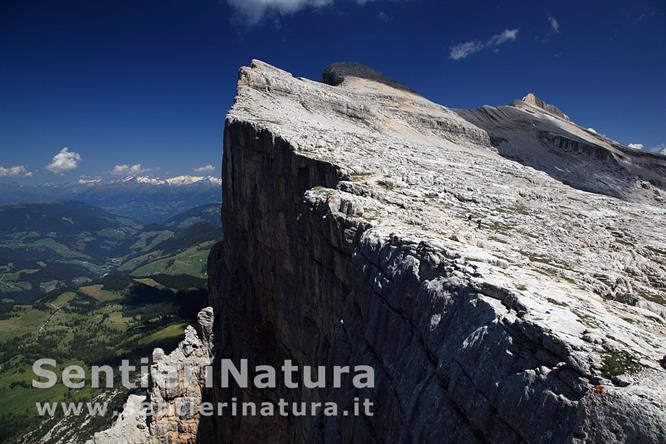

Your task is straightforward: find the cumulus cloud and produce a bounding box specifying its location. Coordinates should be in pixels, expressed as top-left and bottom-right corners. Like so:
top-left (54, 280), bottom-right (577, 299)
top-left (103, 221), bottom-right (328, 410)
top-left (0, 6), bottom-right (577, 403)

top-left (627, 143), bottom-right (665, 155)
top-left (226, 0), bottom-right (333, 25)
top-left (194, 164), bottom-right (216, 173)
top-left (0, 165), bottom-right (32, 177)
top-left (548, 16), bottom-right (560, 33)
top-left (46, 147), bottom-right (81, 174)
top-left (449, 28), bottom-right (519, 60)
top-left (112, 164), bottom-right (147, 175)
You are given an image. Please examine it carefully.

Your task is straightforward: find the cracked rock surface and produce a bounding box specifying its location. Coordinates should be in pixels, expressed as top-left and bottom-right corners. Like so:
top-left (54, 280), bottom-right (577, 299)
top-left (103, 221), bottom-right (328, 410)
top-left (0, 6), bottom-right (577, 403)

top-left (205, 60), bottom-right (666, 443)
top-left (90, 307), bottom-right (214, 444)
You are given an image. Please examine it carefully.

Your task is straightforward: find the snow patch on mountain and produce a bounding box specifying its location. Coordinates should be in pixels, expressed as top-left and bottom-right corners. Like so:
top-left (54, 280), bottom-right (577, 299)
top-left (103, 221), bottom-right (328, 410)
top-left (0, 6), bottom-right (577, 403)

top-left (103, 175), bottom-right (222, 186)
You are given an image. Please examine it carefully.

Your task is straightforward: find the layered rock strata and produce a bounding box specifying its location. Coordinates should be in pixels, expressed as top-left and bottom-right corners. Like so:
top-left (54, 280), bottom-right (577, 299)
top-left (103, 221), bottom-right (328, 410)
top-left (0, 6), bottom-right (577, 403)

top-left (90, 307), bottom-right (214, 444)
top-left (204, 60), bottom-right (666, 443)
top-left (148, 307), bottom-right (214, 442)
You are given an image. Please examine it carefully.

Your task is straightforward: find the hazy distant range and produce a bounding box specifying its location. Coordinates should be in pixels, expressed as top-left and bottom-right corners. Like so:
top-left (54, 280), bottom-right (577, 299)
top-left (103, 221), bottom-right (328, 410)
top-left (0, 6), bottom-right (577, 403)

top-left (0, 175), bottom-right (222, 223)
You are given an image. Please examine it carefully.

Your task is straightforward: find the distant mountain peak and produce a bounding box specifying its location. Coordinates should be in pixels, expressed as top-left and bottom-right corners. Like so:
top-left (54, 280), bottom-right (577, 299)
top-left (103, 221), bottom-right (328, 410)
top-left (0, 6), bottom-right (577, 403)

top-left (519, 92), bottom-right (570, 121)
top-left (78, 178), bottom-right (101, 185)
top-left (0, 175), bottom-right (222, 223)
top-left (113, 175), bottom-right (222, 186)
top-left (164, 175), bottom-right (222, 186)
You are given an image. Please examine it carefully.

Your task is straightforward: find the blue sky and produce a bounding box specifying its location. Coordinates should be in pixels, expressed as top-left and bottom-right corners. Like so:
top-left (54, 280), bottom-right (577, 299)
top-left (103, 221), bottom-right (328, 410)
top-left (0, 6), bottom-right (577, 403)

top-left (1, 0), bottom-right (665, 182)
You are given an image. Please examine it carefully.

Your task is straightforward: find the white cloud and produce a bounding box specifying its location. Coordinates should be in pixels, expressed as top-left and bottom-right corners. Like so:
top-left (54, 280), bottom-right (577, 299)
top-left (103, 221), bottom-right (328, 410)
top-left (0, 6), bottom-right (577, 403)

top-left (449, 41), bottom-right (485, 60)
top-left (0, 165), bottom-right (32, 177)
top-left (487, 29), bottom-right (519, 46)
top-left (194, 164), bottom-right (216, 173)
top-left (225, 0), bottom-right (398, 25)
top-left (650, 144), bottom-right (666, 155)
top-left (112, 163), bottom-right (147, 175)
top-left (226, 0), bottom-right (333, 25)
top-left (628, 143), bottom-right (644, 150)
top-left (449, 28), bottom-right (519, 60)
top-left (46, 147), bottom-right (81, 174)
top-left (548, 16), bottom-right (560, 33)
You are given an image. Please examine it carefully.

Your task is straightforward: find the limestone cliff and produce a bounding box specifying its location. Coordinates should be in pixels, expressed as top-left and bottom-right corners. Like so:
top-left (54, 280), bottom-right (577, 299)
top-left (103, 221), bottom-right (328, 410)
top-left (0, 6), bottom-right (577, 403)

top-left (90, 308), bottom-right (214, 444)
top-left (203, 60), bottom-right (666, 443)
top-left (519, 92), bottom-right (570, 121)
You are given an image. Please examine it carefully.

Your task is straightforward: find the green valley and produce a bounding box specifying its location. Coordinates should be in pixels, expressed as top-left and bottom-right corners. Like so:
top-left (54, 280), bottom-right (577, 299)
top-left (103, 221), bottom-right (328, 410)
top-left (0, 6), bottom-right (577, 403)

top-left (0, 201), bottom-right (221, 303)
top-left (0, 201), bottom-right (221, 443)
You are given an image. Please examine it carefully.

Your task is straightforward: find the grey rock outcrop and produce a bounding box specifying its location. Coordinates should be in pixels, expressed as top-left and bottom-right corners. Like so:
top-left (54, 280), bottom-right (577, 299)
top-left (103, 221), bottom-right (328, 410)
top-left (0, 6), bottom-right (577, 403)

top-left (457, 96), bottom-right (666, 204)
top-left (520, 92), bottom-right (570, 121)
top-left (204, 60), bottom-right (666, 443)
top-left (148, 307), bottom-right (214, 443)
top-left (87, 394), bottom-right (151, 444)
top-left (90, 307), bottom-right (214, 444)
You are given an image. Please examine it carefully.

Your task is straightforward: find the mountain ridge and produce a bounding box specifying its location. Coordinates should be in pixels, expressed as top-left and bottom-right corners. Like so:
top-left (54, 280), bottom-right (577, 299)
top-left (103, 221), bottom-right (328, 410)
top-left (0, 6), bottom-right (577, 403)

top-left (201, 59), bottom-right (666, 443)
top-left (0, 176), bottom-right (222, 223)
top-left (91, 59), bottom-right (665, 443)
top-left (518, 92), bottom-right (571, 121)
top-left (0, 200), bottom-right (221, 303)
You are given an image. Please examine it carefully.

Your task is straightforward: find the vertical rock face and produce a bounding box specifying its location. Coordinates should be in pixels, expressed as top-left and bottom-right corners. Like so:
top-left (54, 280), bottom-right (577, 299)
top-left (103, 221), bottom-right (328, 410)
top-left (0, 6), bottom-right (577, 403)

top-left (205, 120), bottom-right (348, 443)
top-left (205, 60), bottom-right (666, 443)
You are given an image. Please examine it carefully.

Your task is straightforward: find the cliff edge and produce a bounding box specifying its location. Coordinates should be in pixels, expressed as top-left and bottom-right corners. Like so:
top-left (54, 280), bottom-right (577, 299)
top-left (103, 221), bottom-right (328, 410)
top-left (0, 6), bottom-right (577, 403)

top-left (205, 60), bottom-right (666, 443)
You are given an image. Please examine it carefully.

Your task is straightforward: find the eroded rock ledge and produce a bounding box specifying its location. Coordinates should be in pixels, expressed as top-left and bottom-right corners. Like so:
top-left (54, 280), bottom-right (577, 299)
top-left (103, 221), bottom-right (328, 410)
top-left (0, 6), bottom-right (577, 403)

top-left (90, 307), bottom-right (213, 444)
top-left (203, 60), bottom-right (666, 443)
